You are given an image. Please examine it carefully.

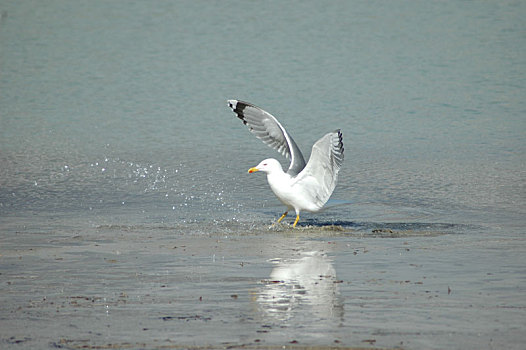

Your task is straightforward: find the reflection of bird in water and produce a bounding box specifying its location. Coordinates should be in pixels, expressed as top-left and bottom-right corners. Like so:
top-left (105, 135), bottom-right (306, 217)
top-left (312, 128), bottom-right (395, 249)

top-left (257, 251), bottom-right (343, 322)
top-left (228, 100), bottom-right (344, 227)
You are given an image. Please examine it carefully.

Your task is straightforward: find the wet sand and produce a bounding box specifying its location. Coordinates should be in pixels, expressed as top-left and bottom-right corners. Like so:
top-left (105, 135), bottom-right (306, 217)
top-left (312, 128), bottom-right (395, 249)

top-left (1, 222), bottom-right (524, 349)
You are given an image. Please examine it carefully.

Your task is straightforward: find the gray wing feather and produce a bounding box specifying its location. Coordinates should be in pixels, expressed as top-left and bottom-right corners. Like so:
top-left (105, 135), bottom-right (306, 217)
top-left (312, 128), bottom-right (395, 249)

top-left (228, 100), bottom-right (306, 176)
top-left (295, 130), bottom-right (344, 209)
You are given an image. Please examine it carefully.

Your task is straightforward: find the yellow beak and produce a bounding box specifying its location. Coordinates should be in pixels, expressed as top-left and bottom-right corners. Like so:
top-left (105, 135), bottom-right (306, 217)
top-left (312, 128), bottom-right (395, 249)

top-left (248, 167), bottom-right (259, 173)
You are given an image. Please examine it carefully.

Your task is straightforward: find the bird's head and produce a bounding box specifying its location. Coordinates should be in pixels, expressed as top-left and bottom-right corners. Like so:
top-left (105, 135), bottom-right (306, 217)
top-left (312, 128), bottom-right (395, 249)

top-left (248, 158), bottom-right (283, 174)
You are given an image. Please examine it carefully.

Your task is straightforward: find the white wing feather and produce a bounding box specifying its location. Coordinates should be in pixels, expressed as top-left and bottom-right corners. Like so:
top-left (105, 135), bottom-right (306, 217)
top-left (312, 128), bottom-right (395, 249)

top-left (293, 130), bottom-right (344, 210)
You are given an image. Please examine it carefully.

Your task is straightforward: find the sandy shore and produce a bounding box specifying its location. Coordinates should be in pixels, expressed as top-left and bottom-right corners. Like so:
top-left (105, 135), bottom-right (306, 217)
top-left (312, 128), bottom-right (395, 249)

top-left (1, 222), bottom-right (524, 349)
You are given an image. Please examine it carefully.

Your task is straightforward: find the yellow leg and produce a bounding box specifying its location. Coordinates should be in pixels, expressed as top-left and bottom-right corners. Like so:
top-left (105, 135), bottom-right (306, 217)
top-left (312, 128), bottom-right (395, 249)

top-left (278, 211), bottom-right (289, 224)
top-left (276, 211), bottom-right (288, 224)
top-left (292, 214), bottom-right (300, 228)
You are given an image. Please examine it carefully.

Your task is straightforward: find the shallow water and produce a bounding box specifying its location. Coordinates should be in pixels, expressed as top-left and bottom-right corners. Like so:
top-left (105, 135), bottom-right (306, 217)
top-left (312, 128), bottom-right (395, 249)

top-left (1, 1), bottom-right (525, 349)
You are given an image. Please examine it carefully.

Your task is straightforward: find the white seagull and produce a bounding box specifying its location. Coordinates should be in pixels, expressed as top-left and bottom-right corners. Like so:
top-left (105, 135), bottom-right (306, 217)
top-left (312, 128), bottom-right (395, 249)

top-left (228, 100), bottom-right (344, 227)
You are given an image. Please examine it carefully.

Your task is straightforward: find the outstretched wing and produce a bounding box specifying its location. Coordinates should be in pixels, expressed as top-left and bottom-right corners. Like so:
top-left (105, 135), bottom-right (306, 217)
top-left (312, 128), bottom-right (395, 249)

top-left (294, 130), bottom-right (344, 209)
top-left (228, 100), bottom-right (306, 176)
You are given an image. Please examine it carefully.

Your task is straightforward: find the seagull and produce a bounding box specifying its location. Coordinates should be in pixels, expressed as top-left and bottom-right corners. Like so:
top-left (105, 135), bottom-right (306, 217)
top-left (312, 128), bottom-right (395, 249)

top-left (227, 100), bottom-right (344, 227)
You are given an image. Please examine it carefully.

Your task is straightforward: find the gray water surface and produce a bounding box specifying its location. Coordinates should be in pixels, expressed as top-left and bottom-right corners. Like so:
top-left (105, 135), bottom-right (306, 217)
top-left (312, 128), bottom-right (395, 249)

top-left (1, 1), bottom-right (525, 349)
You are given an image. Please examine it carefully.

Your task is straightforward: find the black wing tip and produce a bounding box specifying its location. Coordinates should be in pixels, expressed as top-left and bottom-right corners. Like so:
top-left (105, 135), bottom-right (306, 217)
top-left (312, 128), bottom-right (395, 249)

top-left (334, 129), bottom-right (344, 158)
top-left (332, 129), bottom-right (343, 142)
top-left (228, 99), bottom-right (249, 124)
top-left (228, 99), bottom-right (255, 110)
top-left (228, 100), bottom-right (267, 128)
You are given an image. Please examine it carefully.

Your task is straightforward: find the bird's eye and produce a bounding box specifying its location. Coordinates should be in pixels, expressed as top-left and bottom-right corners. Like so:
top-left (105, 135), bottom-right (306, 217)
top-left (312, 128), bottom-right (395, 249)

top-left (263, 163), bottom-right (267, 166)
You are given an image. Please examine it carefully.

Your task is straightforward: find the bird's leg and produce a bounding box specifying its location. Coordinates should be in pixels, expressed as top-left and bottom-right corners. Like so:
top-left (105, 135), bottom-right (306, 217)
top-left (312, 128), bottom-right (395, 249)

top-left (292, 214), bottom-right (300, 228)
top-left (276, 211), bottom-right (288, 224)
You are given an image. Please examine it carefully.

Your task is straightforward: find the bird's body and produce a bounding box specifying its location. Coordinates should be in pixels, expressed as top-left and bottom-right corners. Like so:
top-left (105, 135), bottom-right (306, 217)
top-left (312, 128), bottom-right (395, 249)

top-left (228, 100), bottom-right (344, 227)
top-left (258, 158), bottom-right (329, 213)
top-left (265, 161), bottom-right (317, 211)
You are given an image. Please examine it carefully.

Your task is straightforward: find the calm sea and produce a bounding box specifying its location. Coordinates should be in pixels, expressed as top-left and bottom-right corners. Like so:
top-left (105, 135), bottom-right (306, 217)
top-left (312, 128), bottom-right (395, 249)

top-left (1, 1), bottom-right (525, 349)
